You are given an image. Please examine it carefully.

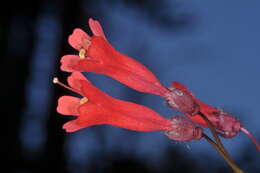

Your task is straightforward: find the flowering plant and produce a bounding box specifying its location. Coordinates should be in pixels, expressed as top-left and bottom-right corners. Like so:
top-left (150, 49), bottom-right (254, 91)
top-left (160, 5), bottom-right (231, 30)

top-left (54, 18), bottom-right (259, 173)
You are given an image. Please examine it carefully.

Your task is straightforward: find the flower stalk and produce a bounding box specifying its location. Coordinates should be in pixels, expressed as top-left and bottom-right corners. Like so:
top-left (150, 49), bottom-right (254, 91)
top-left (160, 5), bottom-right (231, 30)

top-left (202, 133), bottom-right (244, 173)
top-left (198, 112), bottom-right (226, 153)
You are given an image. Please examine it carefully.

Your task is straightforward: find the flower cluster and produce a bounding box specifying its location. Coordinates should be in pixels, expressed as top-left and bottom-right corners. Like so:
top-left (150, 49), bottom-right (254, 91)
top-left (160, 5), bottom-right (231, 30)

top-left (54, 18), bottom-right (259, 150)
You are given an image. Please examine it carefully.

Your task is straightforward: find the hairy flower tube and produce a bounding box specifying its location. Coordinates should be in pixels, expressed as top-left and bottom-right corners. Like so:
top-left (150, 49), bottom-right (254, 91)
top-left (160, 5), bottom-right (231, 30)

top-left (53, 72), bottom-right (202, 142)
top-left (60, 18), bottom-right (199, 116)
top-left (171, 81), bottom-right (260, 151)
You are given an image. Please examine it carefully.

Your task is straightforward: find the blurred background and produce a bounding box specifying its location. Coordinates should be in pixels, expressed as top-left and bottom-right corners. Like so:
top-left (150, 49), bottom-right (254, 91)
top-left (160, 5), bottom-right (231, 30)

top-left (4, 0), bottom-right (260, 172)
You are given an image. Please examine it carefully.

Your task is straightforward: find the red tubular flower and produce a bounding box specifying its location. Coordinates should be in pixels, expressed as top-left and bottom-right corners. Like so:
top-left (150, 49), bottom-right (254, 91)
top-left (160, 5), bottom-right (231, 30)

top-left (53, 72), bottom-right (202, 142)
top-left (60, 18), bottom-right (169, 97)
top-left (60, 18), bottom-right (199, 116)
top-left (54, 72), bottom-right (172, 132)
top-left (171, 81), bottom-right (260, 151)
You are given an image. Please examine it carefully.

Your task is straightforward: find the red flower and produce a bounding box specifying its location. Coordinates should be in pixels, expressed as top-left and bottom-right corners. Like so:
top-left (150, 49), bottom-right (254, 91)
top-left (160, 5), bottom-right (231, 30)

top-left (53, 72), bottom-right (202, 142)
top-left (54, 72), bottom-right (172, 132)
top-left (60, 18), bottom-right (199, 116)
top-left (60, 18), bottom-right (169, 97)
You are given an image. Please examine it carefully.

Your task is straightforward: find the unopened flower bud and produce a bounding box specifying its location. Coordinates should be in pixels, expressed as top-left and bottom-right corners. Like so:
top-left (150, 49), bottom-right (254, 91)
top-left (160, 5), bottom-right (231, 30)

top-left (165, 115), bottom-right (202, 142)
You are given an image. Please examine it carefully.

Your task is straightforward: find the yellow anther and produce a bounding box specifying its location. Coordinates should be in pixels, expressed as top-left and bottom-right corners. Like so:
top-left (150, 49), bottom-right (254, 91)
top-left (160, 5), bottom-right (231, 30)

top-left (80, 97), bottom-right (88, 104)
top-left (79, 49), bottom-right (86, 59)
top-left (53, 77), bottom-right (59, 84)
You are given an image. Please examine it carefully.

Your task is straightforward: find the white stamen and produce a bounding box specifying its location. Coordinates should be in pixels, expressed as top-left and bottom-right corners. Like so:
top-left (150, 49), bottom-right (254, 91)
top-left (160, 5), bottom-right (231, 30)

top-left (52, 77), bottom-right (81, 95)
top-left (53, 77), bottom-right (59, 84)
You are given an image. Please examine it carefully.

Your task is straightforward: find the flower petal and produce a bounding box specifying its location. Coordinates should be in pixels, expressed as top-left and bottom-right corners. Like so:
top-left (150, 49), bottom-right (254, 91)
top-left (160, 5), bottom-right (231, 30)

top-left (68, 28), bottom-right (91, 50)
top-left (63, 119), bottom-right (84, 132)
top-left (57, 96), bottom-right (80, 116)
top-left (88, 18), bottom-right (107, 40)
top-left (67, 72), bottom-right (87, 93)
top-left (60, 55), bottom-right (81, 72)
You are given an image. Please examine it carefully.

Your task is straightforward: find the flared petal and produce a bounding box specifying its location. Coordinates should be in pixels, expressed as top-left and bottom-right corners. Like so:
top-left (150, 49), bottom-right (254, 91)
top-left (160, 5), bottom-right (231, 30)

top-left (67, 72), bottom-right (87, 94)
top-left (89, 18), bottom-right (107, 40)
top-left (60, 55), bottom-right (81, 72)
top-left (63, 119), bottom-right (85, 132)
top-left (57, 96), bottom-right (80, 116)
top-left (68, 28), bottom-right (91, 50)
